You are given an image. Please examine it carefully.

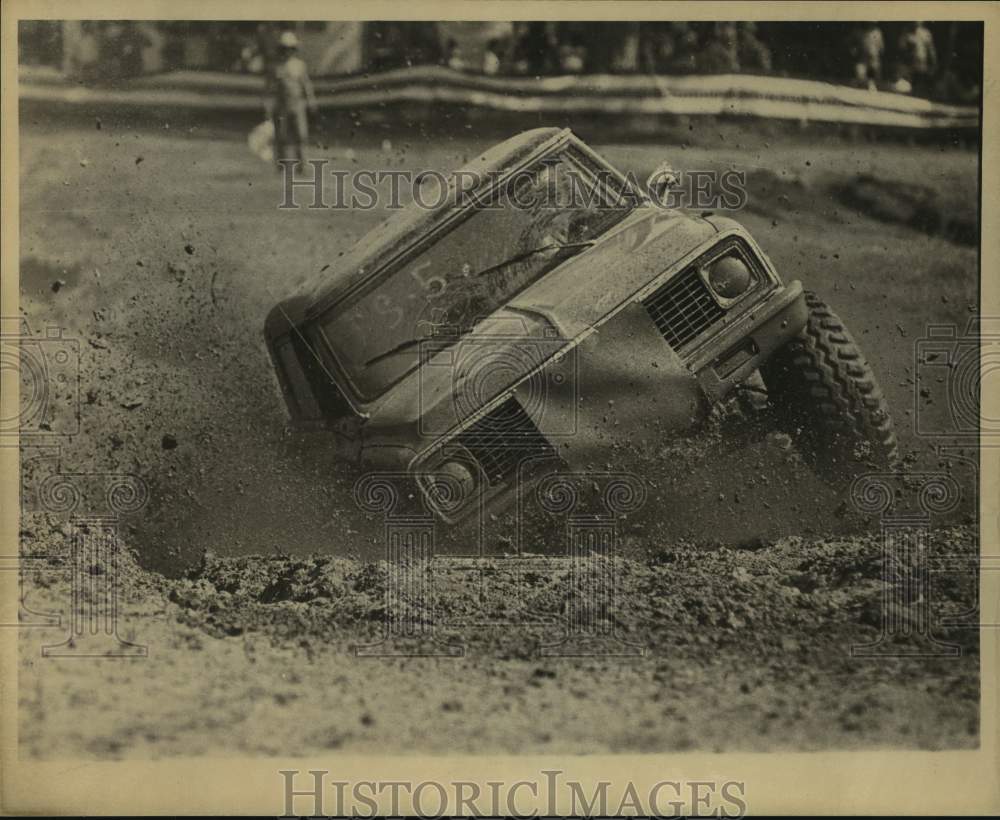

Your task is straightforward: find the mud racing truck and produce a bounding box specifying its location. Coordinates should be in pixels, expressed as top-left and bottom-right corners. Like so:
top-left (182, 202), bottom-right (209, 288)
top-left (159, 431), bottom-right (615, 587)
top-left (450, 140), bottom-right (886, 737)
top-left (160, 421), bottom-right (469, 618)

top-left (265, 128), bottom-right (897, 524)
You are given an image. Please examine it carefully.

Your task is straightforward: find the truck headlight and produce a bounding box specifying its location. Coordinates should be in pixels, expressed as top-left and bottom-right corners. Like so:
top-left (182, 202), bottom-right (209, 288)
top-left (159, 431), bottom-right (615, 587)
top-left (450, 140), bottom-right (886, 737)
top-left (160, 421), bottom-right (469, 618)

top-left (435, 460), bottom-right (477, 502)
top-left (706, 254), bottom-right (752, 299)
top-left (420, 456), bottom-right (479, 518)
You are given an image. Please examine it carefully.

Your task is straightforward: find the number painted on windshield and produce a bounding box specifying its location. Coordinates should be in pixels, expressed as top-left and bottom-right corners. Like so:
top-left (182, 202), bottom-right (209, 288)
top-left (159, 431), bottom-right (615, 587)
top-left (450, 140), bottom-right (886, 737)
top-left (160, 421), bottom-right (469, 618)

top-left (373, 294), bottom-right (404, 329)
top-left (409, 261), bottom-right (447, 297)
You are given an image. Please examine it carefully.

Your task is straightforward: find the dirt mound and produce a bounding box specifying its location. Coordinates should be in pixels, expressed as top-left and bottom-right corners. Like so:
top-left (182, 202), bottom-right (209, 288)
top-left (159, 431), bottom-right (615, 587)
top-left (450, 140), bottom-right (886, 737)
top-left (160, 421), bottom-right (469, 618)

top-left (16, 524), bottom-right (979, 759)
top-left (165, 525), bottom-right (979, 661)
top-left (833, 174), bottom-right (977, 246)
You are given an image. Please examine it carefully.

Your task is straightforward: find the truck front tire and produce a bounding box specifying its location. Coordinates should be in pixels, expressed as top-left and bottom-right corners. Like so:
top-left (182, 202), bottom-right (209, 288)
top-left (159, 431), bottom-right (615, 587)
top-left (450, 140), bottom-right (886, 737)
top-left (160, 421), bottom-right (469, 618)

top-left (760, 291), bottom-right (899, 478)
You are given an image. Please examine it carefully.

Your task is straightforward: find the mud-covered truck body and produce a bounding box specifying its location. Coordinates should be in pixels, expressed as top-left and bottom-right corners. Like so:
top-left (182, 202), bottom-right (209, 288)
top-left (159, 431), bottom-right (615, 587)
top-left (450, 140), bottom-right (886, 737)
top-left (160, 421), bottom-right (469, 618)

top-left (266, 128), bottom-right (896, 522)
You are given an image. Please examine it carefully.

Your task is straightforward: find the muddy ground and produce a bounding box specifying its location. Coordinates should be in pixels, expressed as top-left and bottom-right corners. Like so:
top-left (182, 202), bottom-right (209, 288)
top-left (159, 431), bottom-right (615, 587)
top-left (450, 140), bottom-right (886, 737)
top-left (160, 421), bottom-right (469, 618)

top-left (17, 523), bottom-right (979, 757)
top-left (15, 108), bottom-right (981, 757)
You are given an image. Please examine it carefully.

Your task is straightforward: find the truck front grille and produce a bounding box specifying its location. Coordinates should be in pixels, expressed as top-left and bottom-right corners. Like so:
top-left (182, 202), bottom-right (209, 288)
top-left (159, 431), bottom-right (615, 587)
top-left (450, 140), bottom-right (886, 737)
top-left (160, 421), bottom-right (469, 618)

top-left (455, 397), bottom-right (556, 486)
top-left (643, 266), bottom-right (725, 353)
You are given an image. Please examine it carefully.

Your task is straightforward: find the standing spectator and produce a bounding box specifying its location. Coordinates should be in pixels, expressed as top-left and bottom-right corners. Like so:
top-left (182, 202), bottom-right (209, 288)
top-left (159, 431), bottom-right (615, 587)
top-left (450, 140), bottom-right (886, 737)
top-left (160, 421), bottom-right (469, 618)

top-left (850, 22), bottom-right (884, 89)
top-left (612, 22), bottom-right (641, 73)
top-left (668, 22), bottom-right (700, 74)
top-left (61, 21), bottom-right (100, 81)
top-left (97, 22), bottom-right (126, 79)
top-left (898, 21), bottom-right (938, 97)
top-left (699, 22), bottom-right (740, 74)
top-left (558, 30), bottom-right (587, 74)
top-left (512, 22), bottom-right (558, 75)
top-left (640, 22), bottom-right (673, 73)
top-left (401, 23), bottom-right (444, 68)
top-left (118, 22), bottom-right (151, 77)
top-left (482, 39), bottom-right (502, 75)
top-left (265, 31), bottom-right (317, 169)
top-left (255, 23), bottom-right (280, 77)
top-left (445, 38), bottom-right (466, 71)
top-left (737, 22), bottom-right (772, 74)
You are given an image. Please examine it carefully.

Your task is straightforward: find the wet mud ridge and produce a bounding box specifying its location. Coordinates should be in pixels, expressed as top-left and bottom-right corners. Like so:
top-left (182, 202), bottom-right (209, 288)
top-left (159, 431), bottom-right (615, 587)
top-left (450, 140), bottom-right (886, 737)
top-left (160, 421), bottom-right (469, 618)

top-left (18, 525), bottom-right (979, 757)
top-left (166, 525), bottom-right (980, 659)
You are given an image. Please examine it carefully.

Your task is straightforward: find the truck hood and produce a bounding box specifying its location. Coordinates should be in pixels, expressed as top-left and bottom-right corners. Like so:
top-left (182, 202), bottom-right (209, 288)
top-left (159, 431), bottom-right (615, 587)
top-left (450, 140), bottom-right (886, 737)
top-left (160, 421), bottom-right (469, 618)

top-left (506, 206), bottom-right (716, 337)
top-left (363, 206), bottom-right (717, 440)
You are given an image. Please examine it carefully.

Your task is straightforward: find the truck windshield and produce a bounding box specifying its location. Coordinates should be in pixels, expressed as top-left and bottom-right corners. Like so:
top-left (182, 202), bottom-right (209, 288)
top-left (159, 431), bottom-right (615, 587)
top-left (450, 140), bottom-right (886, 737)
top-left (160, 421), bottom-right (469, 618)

top-left (320, 148), bottom-right (636, 400)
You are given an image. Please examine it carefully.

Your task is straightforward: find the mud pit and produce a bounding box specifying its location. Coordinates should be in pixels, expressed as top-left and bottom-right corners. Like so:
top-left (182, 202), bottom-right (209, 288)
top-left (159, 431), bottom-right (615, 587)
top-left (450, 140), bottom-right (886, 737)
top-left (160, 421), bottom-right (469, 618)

top-left (16, 115), bottom-right (981, 755)
top-left (17, 523), bottom-right (980, 756)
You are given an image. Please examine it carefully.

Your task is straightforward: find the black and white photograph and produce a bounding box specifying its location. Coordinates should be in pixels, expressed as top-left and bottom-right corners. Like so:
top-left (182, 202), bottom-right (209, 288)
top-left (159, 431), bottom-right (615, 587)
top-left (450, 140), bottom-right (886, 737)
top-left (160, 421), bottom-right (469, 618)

top-left (2, 2), bottom-right (997, 816)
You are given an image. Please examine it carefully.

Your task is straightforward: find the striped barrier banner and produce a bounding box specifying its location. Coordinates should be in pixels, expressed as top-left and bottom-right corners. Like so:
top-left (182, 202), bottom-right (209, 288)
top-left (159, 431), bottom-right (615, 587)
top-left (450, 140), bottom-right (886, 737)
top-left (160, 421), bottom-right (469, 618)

top-left (20, 64), bottom-right (979, 130)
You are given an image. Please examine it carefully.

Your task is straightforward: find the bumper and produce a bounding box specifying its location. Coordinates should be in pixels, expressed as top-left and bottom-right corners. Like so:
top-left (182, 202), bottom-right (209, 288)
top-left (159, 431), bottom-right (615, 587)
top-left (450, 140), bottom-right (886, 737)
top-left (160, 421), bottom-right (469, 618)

top-left (693, 281), bottom-right (808, 403)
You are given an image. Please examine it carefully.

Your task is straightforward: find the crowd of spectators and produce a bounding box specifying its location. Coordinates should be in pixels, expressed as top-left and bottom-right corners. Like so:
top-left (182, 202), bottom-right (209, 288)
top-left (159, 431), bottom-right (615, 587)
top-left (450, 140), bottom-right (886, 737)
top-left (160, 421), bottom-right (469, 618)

top-left (478, 22), bottom-right (775, 77)
top-left (19, 20), bottom-right (983, 105)
top-left (453, 21), bottom-right (979, 103)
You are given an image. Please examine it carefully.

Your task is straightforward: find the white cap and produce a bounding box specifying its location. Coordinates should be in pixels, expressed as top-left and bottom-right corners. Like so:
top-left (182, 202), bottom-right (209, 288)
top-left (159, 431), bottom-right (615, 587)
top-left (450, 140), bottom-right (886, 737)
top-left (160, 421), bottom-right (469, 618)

top-left (278, 31), bottom-right (299, 49)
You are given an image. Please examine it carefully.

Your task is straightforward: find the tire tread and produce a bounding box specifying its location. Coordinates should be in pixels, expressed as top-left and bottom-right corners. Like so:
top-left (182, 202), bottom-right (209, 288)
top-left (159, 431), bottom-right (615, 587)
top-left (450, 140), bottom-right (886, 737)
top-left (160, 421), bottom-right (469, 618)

top-left (761, 291), bottom-right (899, 475)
